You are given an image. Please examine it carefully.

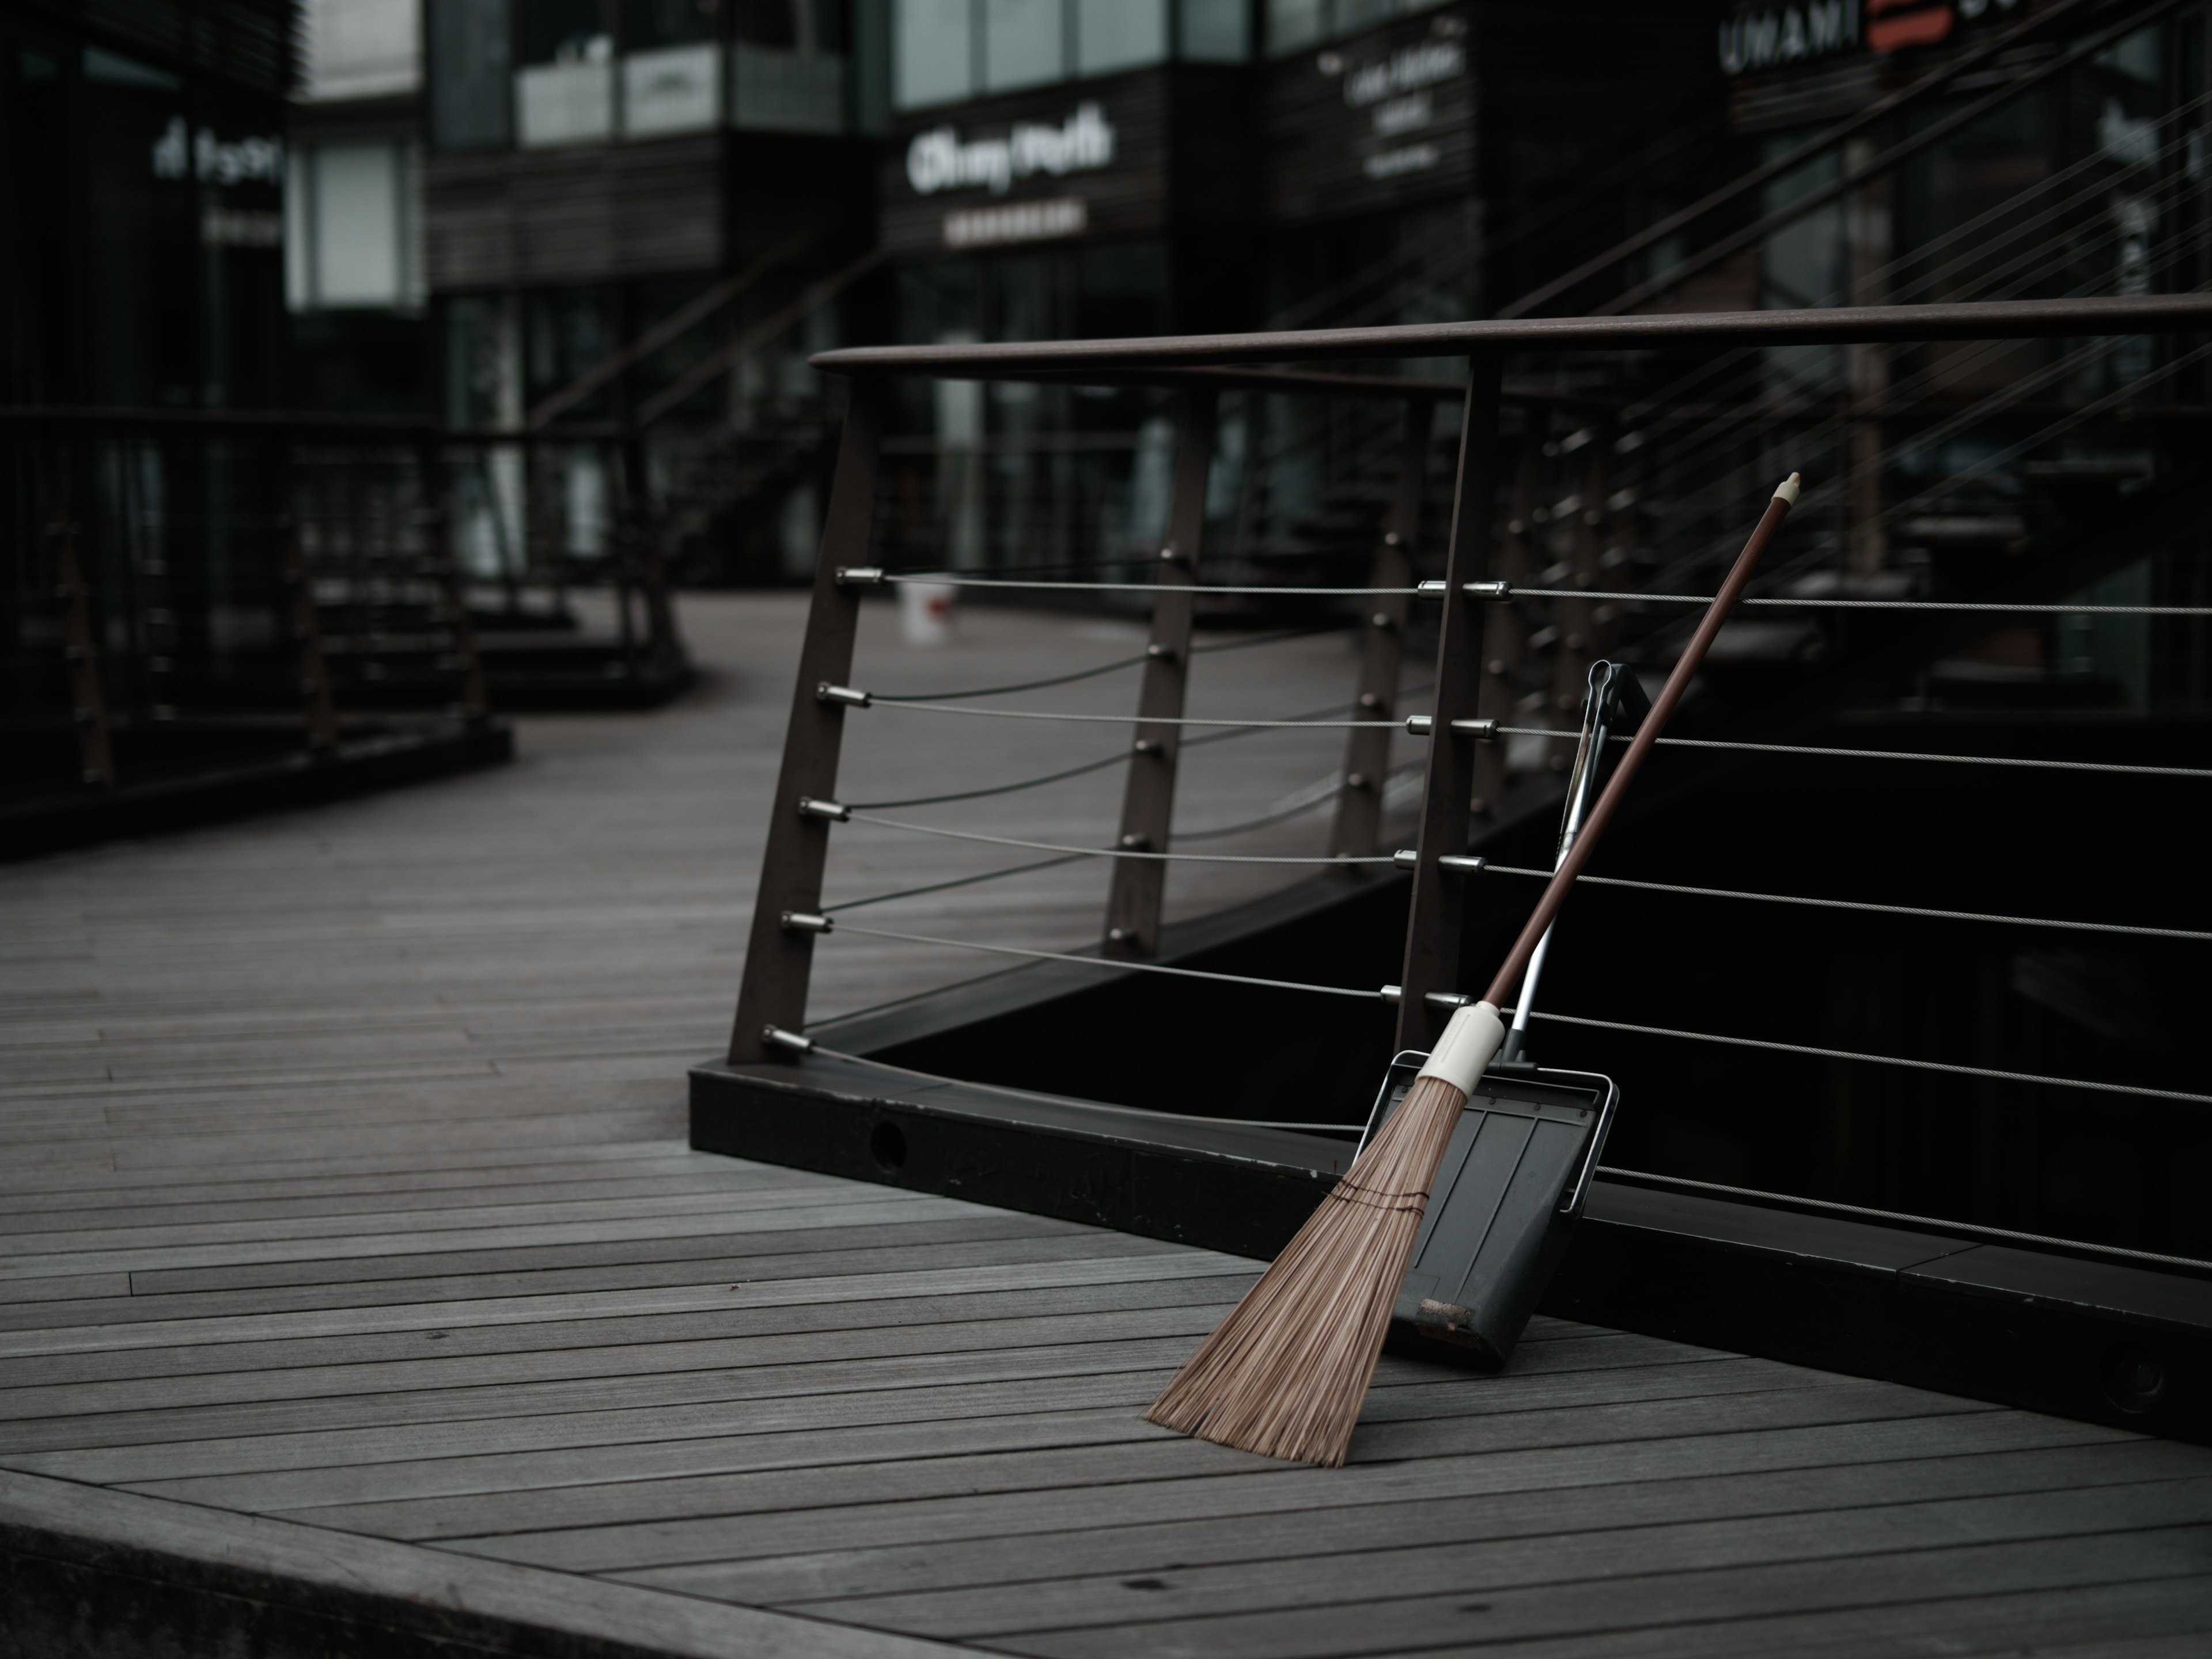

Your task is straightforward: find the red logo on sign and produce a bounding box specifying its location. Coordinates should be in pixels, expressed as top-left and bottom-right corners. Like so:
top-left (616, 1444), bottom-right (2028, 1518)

top-left (1865, 0), bottom-right (1954, 52)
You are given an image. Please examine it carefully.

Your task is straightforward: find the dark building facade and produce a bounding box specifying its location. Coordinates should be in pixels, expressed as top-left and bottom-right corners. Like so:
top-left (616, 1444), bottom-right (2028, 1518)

top-left (2, 0), bottom-right (296, 409)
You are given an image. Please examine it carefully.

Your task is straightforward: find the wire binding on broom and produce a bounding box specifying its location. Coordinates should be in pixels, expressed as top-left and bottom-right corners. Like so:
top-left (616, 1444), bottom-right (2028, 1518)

top-left (1146, 474), bottom-right (1803, 1469)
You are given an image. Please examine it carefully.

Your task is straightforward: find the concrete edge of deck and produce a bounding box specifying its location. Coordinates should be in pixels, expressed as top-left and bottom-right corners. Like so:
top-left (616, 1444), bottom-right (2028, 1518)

top-left (0, 1469), bottom-right (966, 1659)
top-left (691, 1054), bottom-right (2212, 1449)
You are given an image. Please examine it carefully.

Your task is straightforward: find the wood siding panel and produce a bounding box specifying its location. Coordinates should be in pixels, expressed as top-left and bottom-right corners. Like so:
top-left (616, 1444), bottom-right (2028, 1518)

top-left (425, 136), bottom-right (724, 292)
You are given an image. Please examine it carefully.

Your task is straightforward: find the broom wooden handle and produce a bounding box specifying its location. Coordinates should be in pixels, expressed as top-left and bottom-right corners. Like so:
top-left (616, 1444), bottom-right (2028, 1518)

top-left (1480, 476), bottom-right (1799, 1009)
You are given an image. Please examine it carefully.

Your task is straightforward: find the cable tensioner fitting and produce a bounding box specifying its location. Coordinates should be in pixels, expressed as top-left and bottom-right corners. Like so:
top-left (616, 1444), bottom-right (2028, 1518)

top-left (1404, 715), bottom-right (1498, 738)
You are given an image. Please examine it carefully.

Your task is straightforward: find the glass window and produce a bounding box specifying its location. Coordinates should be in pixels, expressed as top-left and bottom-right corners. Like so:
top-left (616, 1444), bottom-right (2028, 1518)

top-left (895, 0), bottom-right (972, 107)
top-left (1335, 0), bottom-right (1397, 35)
top-left (516, 0), bottom-right (613, 146)
top-left (1266, 0), bottom-right (1322, 55)
top-left (427, 0), bottom-right (512, 147)
top-left (1267, 0), bottom-right (1451, 54)
top-left (287, 142), bottom-right (411, 310)
top-left (625, 0), bottom-right (718, 48)
top-left (520, 0), bottom-right (612, 63)
top-left (1180, 0), bottom-right (1249, 63)
top-left (732, 0), bottom-right (800, 46)
top-left (1075, 0), bottom-right (1164, 76)
top-left (984, 0), bottom-right (1062, 92)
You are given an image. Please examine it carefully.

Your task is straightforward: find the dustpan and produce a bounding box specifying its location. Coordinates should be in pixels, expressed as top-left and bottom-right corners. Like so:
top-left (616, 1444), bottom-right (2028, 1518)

top-left (1362, 660), bottom-right (1643, 1370)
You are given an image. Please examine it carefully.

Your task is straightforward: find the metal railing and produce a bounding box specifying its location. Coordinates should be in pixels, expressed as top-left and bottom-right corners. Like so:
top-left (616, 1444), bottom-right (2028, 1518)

top-left (724, 291), bottom-right (2212, 1251)
top-left (2, 408), bottom-right (687, 798)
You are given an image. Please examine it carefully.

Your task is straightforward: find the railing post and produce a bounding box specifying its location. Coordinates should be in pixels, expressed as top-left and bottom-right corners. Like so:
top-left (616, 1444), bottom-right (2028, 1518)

top-left (419, 437), bottom-right (490, 723)
top-left (1103, 389), bottom-right (1216, 960)
top-left (48, 446), bottom-right (115, 789)
top-left (1395, 353), bottom-right (1504, 1051)
top-left (620, 429), bottom-right (682, 666)
top-left (274, 437), bottom-right (338, 752)
top-left (729, 374), bottom-right (885, 1063)
top-left (1331, 395), bottom-right (1434, 858)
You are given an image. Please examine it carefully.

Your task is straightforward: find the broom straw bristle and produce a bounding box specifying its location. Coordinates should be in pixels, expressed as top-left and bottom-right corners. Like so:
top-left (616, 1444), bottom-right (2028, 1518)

top-left (1145, 1071), bottom-right (1469, 1467)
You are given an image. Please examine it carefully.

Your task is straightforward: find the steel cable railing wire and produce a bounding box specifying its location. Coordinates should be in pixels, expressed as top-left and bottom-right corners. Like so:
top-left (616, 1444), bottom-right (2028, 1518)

top-left (1525, 1010), bottom-right (2212, 1107)
top-left (863, 623), bottom-right (1350, 706)
top-left (1479, 862), bottom-right (2212, 943)
top-left (852, 700), bottom-right (1399, 730)
top-left (877, 573), bottom-right (1422, 597)
top-left (1491, 725), bottom-right (2212, 781)
top-left (839, 811), bottom-right (1400, 865)
top-left (819, 853), bottom-right (1088, 914)
top-left (1497, 590), bottom-right (2212, 618)
top-left (835, 679), bottom-right (1431, 838)
top-left (818, 921), bottom-right (1391, 1000)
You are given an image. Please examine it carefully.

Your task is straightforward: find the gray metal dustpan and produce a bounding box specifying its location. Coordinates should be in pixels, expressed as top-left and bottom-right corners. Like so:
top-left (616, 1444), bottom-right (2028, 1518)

top-left (1361, 660), bottom-right (1641, 1370)
top-left (1360, 1052), bottom-right (1615, 1370)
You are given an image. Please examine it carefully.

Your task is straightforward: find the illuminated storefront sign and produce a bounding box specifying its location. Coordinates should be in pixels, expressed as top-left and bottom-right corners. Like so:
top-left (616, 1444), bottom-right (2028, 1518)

top-left (905, 103), bottom-right (1116, 197)
top-left (1262, 9), bottom-right (1474, 224)
top-left (1719, 0), bottom-right (2032, 74)
top-left (150, 116), bottom-right (285, 184)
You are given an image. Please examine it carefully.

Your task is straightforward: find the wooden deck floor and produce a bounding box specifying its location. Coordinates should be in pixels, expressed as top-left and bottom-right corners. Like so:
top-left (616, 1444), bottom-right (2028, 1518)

top-left (3, 593), bottom-right (2209, 1658)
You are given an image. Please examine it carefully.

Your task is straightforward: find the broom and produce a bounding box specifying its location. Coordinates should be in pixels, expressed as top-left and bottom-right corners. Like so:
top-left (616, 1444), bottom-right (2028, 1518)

top-left (1146, 472), bottom-right (1802, 1467)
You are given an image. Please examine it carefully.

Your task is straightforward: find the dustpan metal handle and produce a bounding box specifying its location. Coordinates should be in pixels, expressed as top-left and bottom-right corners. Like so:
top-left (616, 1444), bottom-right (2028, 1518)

top-left (1509, 662), bottom-right (1625, 1052)
top-left (1483, 478), bottom-right (1798, 1010)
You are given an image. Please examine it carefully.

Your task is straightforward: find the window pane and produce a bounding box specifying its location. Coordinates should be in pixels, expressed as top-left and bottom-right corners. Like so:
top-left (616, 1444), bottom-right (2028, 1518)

top-left (1266, 0), bottom-right (1321, 56)
top-left (895, 0), bottom-right (971, 108)
top-left (984, 0), bottom-right (1061, 92)
top-left (624, 0), bottom-right (717, 49)
top-left (1180, 0), bottom-right (1248, 61)
top-left (1075, 0), bottom-right (1163, 76)
top-left (312, 143), bottom-right (406, 306)
top-left (427, 0), bottom-right (511, 148)
top-left (520, 0), bottom-right (611, 65)
top-left (1335, 0), bottom-right (1395, 36)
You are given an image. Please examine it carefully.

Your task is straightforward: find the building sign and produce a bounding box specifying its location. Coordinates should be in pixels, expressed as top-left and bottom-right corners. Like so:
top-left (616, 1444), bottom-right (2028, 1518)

top-left (151, 116), bottom-right (285, 184)
top-left (906, 103), bottom-right (1115, 197)
top-left (1262, 7), bottom-right (1475, 226)
top-left (942, 197), bottom-right (1088, 249)
top-left (882, 82), bottom-right (1161, 257)
top-left (1719, 0), bottom-right (2025, 74)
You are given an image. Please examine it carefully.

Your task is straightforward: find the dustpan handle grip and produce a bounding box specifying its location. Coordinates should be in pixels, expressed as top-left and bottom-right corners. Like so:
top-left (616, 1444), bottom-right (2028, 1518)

top-left (1482, 479), bottom-right (1798, 1009)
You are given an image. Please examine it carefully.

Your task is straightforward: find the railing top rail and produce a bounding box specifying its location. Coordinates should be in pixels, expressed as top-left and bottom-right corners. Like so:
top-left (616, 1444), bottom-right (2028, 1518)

top-left (999, 365), bottom-right (1464, 401)
top-left (812, 294), bottom-right (2212, 380)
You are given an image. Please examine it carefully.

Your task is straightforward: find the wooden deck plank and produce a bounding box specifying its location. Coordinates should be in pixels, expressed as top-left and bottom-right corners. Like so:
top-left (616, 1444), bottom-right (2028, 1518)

top-left (4, 594), bottom-right (2206, 1657)
top-left (0, 1217), bottom-right (1126, 1332)
top-left (121, 1356), bottom-right (1816, 1514)
top-left (775, 1478), bottom-right (2212, 1639)
top-left (429, 1414), bottom-right (2132, 1575)
top-left (616, 1438), bottom-right (2210, 1607)
top-left (990, 1531), bottom-right (2212, 1659)
top-left (403, 1393), bottom-right (2017, 1567)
